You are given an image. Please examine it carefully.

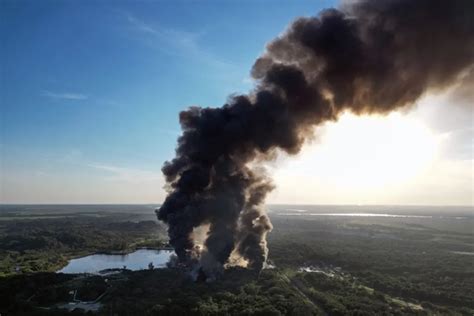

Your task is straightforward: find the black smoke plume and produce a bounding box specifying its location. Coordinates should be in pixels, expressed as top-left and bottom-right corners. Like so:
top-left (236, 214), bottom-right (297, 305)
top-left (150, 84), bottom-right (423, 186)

top-left (157, 0), bottom-right (474, 277)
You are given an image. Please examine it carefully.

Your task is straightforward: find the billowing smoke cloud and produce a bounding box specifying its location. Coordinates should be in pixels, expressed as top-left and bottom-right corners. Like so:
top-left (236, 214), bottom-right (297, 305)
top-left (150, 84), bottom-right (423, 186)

top-left (157, 0), bottom-right (474, 277)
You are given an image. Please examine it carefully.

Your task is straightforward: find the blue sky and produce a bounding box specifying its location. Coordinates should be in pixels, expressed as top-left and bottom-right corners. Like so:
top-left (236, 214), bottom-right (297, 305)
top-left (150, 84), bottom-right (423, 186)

top-left (0, 0), bottom-right (336, 203)
top-left (1, 1), bottom-right (472, 205)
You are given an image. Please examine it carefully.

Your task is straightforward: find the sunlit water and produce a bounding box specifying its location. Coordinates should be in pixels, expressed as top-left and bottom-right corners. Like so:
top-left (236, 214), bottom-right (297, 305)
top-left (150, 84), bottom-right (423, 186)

top-left (279, 211), bottom-right (432, 218)
top-left (451, 251), bottom-right (474, 256)
top-left (58, 249), bottom-right (173, 274)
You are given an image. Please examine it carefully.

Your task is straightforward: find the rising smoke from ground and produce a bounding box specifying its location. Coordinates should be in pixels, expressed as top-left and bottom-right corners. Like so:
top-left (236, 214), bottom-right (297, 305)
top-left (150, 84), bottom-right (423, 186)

top-left (157, 0), bottom-right (474, 278)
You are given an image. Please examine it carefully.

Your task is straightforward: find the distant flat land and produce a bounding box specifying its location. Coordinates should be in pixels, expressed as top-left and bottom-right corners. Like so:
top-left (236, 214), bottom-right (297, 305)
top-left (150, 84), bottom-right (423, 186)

top-left (0, 204), bottom-right (473, 315)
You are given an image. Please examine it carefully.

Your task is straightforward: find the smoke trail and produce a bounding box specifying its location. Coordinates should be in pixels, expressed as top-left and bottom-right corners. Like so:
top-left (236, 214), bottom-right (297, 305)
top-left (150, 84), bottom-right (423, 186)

top-left (157, 0), bottom-right (474, 277)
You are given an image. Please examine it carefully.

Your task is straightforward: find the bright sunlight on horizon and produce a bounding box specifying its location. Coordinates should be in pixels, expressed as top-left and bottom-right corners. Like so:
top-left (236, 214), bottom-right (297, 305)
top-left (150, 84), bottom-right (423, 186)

top-left (269, 89), bottom-right (472, 206)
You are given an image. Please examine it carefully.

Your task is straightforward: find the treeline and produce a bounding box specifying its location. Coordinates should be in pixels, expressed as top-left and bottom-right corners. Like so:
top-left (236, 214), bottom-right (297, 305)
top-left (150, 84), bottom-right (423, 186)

top-left (268, 216), bottom-right (474, 313)
top-left (0, 269), bottom-right (321, 316)
top-left (291, 271), bottom-right (470, 316)
top-left (3, 267), bottom-right (470, 316)
top-left (0, 215), bottom-right (166, 275)
top-left (96, 268), bottom-right (320, 316)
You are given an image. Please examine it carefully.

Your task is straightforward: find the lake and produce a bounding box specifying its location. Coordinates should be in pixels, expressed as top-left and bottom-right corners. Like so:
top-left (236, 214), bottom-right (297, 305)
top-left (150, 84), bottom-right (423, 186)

top-left (58, 249), bottom-right (174, 274)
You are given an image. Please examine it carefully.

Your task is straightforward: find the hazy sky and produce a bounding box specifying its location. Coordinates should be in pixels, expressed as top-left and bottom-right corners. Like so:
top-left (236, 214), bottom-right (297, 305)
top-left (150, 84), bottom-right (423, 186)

top-left (1, 0), bottom-right (472, 205)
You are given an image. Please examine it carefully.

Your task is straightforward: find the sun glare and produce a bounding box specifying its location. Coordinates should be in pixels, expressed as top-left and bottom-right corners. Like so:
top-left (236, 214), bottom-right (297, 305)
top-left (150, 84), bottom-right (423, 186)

top-left (274, 111), bottom-right (440, 193)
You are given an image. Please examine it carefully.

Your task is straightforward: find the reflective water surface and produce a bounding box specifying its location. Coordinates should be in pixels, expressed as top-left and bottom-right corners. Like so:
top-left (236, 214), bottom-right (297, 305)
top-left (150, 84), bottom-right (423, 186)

top-left (58, 249), bottom-right (173, 274)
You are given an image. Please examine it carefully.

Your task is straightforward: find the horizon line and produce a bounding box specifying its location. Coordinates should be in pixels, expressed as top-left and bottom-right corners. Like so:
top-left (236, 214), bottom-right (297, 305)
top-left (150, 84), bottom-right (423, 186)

top-left (0, 203), bottom-right (472, 208)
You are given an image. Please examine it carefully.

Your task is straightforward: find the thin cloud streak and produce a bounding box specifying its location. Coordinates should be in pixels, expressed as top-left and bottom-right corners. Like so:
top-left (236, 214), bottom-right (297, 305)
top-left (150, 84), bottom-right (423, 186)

top-left (124, 13), bottom-right (236, 70)
top-left (41, 90), bottom-right (122, 107)
top-left (41, 90), bottom-right (88, 100)
top-left (88, 163), bottom-right (162, 182)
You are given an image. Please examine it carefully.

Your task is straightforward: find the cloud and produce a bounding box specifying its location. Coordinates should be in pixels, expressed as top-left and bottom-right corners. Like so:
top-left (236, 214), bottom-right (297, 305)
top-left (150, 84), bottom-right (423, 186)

top-left (126, 14), bottom-right (162, 36)
top-left (124, 13), bottom-right (235, 70)
top-left (412, 87), bottom-right (473, 161)
top-left (126, 13), bottom-right (202, 45)
top-left (41, 91), bottom-right (122, 107)
top-left (242, 77), bottom-right (255, 85)
top-left (41, 90), bottom-right (88, 100)
top-left (88, 163), bottom-right (162, 183)
top-left (58, 149), bottom-right (84, 164)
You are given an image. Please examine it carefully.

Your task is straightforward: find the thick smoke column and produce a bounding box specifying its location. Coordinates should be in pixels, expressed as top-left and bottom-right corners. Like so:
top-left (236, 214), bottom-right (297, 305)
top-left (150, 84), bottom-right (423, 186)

top-left (157, 0), bottom-right (474, 276)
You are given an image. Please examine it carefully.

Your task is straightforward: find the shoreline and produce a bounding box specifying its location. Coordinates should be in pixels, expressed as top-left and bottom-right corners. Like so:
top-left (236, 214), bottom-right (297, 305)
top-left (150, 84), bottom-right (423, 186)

top-left (92, 246), bottom-right (173, 256)
top-left (54, 246), bottom-right (174, 274)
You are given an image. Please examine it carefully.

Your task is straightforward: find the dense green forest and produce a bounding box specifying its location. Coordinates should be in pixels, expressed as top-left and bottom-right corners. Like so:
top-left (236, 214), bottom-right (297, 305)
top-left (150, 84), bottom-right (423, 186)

top-left (0, 211), bottom-right (167, 275)
top-left (0, 205), bottom-right (472, 315)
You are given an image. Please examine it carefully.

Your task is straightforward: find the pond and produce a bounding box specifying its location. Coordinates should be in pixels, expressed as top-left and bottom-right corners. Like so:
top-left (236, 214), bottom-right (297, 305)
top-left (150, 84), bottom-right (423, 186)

top-left (58, 249), bottom-right (174, 274)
